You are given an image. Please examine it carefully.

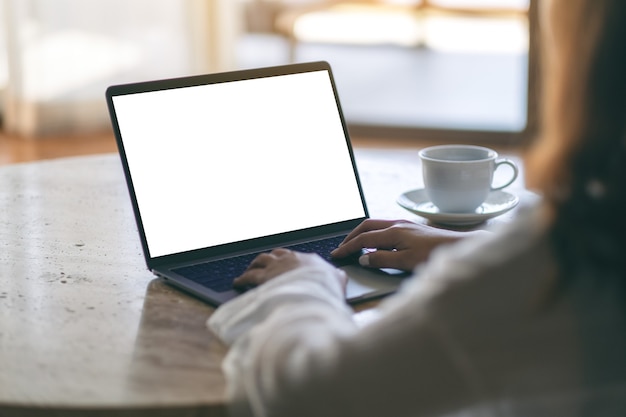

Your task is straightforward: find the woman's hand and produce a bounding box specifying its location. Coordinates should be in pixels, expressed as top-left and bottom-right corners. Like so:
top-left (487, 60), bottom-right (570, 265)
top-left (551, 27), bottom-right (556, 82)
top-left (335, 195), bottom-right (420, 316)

top-left (331, 219), bottom-right (481, 271)
top-left (233, 248), bottom-right (348, 292)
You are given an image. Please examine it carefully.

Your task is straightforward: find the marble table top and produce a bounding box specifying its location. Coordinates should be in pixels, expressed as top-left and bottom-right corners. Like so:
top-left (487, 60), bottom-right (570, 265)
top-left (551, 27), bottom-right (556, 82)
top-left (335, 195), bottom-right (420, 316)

top-left (0, 149), bottom-right (534, 415)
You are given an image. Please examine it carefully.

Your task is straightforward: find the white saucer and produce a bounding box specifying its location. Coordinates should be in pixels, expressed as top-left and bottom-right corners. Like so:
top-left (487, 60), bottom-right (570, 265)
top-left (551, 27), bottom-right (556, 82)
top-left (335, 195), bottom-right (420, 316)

top-left (397, 189), bottom-right (519, 226)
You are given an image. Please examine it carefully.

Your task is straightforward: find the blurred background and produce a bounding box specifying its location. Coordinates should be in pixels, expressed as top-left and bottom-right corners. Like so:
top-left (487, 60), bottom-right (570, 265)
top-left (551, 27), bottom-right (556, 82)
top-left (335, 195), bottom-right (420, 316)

top-left (0, 0), bottom-right (533, 141)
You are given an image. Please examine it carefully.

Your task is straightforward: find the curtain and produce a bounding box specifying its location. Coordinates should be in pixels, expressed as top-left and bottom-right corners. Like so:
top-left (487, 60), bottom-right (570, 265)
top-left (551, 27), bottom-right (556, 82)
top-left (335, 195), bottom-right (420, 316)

top-left (1, 0), bottom-right (240, 137)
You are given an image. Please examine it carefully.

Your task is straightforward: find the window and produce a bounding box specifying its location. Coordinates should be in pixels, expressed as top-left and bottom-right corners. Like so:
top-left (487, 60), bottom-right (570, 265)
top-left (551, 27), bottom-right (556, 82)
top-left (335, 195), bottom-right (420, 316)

top-left (1, 0), bottom-right (220, 136)
top-left (236, 0), bottom-right (537, 142)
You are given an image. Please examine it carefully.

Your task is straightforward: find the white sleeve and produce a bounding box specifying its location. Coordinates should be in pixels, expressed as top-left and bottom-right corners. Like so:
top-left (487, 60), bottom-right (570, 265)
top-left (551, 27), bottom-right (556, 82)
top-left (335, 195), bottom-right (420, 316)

top-left (208, 265), bottom-right (354, 345)
top-left (207, 264), bottom-right (477, 417)
top-left (208, 265), bottom-right (357, 417)
top-left (205, 209), bottom-right (589, 417)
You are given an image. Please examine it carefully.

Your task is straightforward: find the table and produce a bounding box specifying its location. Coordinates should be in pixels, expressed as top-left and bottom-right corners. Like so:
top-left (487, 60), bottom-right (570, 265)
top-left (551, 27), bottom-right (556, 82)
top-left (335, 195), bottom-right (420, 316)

top-left (0, 148), bottom-right (534, 416)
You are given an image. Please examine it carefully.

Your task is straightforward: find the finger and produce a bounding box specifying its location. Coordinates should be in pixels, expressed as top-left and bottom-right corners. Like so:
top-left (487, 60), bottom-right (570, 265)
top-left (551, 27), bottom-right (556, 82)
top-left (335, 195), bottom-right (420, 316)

top-left (233, 268), bottom-right (267, 287)
top-left (359, 249), bottom-right (413, 271)
top-left (246, 252), bottom-right (276, 271)
top-left (332, 228), bottom-right (401, 259)
top-left (339, 219), bottom-right (400, 246)
top-left (270, 248), bottom-right (292, 257)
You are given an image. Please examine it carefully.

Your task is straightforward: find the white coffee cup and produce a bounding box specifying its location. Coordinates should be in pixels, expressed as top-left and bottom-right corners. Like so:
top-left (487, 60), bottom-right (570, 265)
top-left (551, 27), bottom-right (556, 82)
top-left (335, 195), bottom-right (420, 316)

top-left (419, 144), bottom-right (519, 213)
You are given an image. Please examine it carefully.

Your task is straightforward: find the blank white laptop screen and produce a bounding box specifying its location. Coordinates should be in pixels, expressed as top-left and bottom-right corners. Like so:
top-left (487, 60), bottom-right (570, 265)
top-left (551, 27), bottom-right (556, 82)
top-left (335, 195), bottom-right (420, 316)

top-left (112, 70), bottom-right (366, 258)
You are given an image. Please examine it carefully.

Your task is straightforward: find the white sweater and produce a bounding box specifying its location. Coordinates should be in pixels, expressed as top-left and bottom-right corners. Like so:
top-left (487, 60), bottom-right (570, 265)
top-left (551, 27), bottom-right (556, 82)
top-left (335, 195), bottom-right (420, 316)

top-left (208, 208), bottom-right (626, 417)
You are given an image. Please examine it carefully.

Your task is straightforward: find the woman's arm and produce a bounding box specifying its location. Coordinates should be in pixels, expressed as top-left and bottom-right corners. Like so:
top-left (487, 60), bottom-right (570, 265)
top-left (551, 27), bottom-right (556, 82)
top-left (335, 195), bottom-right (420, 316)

top-left (209, 263), bottom-right (478, 417)
top-left (208, 219), bottom-right (496, 416)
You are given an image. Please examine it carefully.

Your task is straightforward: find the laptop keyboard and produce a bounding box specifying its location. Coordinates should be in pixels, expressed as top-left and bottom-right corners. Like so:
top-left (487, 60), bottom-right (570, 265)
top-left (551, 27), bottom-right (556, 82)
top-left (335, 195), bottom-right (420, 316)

top-left (172, 235), bottom-right (348, 293)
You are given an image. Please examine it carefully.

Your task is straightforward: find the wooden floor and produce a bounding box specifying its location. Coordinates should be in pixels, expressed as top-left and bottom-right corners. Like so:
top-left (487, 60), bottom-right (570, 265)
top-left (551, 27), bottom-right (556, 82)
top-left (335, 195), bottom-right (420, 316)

top-left (0, 129), bottom-right (524, 167)
top-left (0, 130), bottom-right (443, 167)
top-left (0, 131), bottom-right (119, 166)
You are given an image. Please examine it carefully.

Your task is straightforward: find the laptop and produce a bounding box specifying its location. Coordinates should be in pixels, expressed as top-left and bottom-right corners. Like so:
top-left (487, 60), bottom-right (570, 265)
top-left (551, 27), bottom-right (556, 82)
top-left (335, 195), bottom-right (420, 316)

top-left (106, 61), bottom-right (406, 306)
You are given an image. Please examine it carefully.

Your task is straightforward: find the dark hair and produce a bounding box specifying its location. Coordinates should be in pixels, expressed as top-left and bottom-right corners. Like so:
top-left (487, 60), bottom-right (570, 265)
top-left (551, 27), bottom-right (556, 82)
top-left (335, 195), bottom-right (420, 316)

top-left (527, 0), bottom-right (626, 283)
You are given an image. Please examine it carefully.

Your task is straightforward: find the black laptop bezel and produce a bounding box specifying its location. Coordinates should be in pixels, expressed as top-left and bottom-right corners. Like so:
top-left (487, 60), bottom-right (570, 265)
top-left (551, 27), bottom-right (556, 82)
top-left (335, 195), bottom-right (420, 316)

top-left (105, 61), bottom-right (369, 272)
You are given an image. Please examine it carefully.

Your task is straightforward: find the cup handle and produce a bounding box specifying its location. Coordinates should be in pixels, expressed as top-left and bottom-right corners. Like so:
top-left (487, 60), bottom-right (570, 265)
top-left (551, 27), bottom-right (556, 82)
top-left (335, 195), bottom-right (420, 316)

top-left (491, 159), bottom-right (519, 191)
